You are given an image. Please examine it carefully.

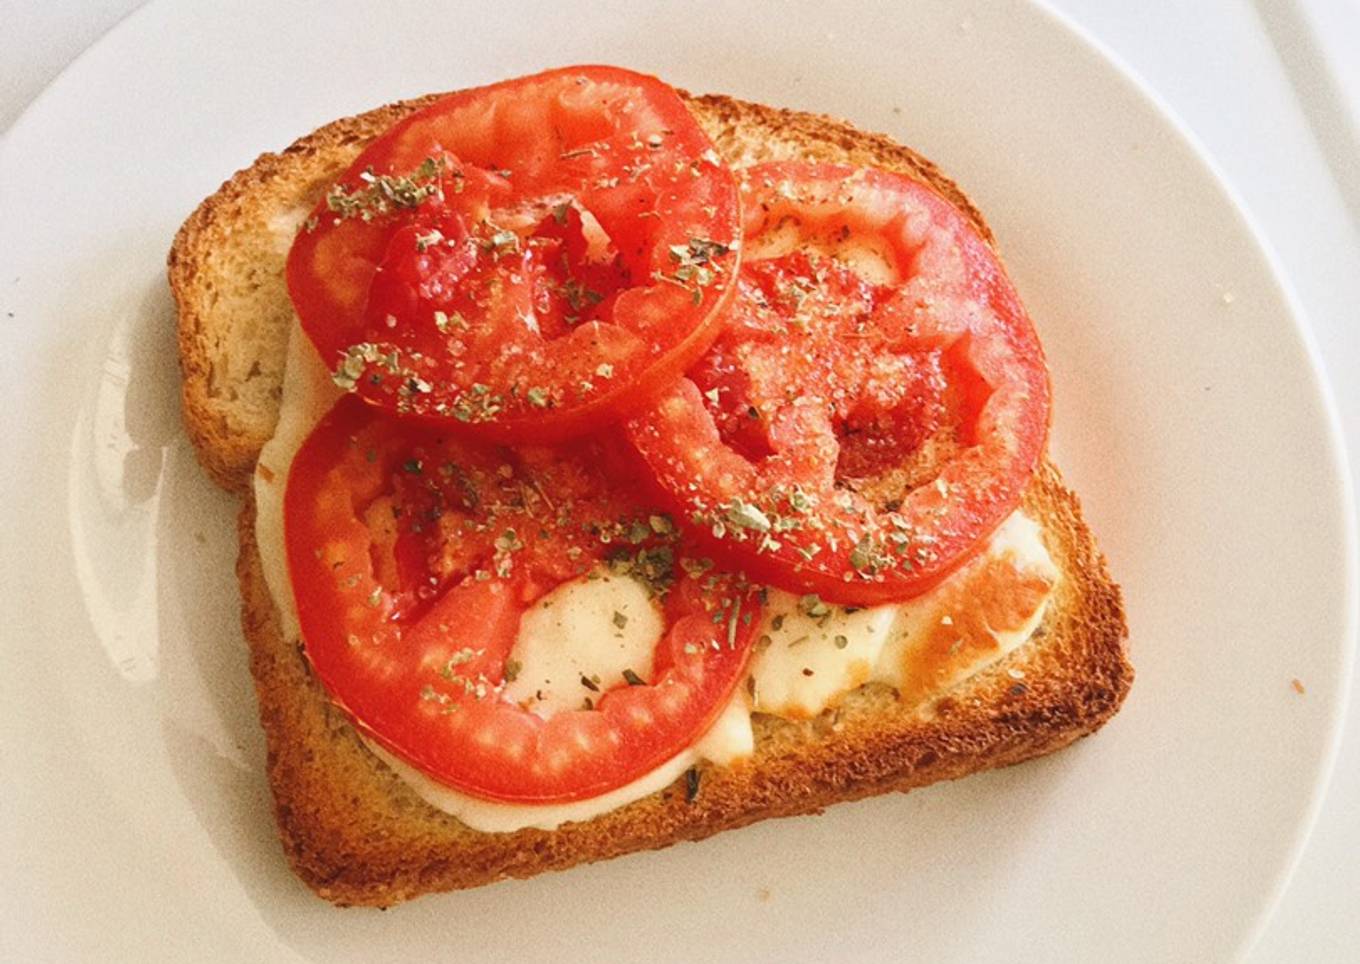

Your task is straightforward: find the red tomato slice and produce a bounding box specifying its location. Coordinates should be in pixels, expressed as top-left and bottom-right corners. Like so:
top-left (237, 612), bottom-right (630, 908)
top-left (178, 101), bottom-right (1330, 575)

top-left (284, 395), bottom-right (759, 803)
top-left (286, 66), bottom-right (741, 442)
top-left (627, 162), bottom-right (1050, 605)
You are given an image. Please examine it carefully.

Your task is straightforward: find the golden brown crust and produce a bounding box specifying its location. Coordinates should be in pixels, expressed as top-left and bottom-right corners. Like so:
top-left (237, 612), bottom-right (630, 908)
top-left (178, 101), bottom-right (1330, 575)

top-left (169, 96), bottom-right (443, 492)
top-left (175, 82), bottom-right (1132, 907)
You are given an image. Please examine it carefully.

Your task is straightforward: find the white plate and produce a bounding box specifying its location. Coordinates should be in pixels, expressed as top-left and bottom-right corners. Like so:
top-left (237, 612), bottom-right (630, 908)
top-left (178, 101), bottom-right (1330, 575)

top-left (2, 0), bottom-right (1355, 960)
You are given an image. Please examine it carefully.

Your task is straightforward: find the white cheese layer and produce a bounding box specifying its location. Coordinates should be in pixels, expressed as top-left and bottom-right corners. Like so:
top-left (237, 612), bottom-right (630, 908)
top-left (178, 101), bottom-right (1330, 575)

top-left (749, 513), bottom-right (1059, 719)
top-left (253, 323), bottom-right (342, 645)
top-left (749, 596), bottom-right (896, 721)
top-left (503, 568), bottom-right (664, 718)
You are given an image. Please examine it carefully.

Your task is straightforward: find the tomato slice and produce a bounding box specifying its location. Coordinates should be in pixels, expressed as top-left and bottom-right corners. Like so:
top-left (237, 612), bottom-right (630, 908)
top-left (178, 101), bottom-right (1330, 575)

top-left (284, 395), bottom-right (759, 803)
top-left (286, 66), bottom-right (741, 442)
top-left (627, 162), bottom-right (1050, 605)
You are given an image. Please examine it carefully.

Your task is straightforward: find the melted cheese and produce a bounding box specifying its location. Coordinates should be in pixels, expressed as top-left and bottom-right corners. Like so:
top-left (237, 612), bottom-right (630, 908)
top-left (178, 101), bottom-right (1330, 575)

top-left (254, 321), bottom-right (1057, 833)
top-left (880, 514), bottom-right (1058, 702)
top-left (750, 513), bottom-right (1059, 720)
top-left (253, 323), bottom-right (341, 644)
top-left (749, 594), bottom-right (896, 720)
top-left (503, 569), bottom-right (664, 717)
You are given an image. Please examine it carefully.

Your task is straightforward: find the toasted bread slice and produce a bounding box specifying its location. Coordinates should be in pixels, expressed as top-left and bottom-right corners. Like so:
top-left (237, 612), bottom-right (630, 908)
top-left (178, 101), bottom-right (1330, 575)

top-left (171, 89), bottom-right (1132, 907)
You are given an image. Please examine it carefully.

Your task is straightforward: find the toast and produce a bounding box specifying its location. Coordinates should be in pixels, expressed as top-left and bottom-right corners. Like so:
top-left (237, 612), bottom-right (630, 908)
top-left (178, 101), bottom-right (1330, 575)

top-left (170, 89), bottom-right (1132, 906)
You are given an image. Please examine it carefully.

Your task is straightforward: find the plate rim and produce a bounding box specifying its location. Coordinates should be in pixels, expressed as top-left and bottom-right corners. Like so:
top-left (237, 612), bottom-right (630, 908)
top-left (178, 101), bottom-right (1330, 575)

top-left (1024, 0), bottom-right (1360, 953)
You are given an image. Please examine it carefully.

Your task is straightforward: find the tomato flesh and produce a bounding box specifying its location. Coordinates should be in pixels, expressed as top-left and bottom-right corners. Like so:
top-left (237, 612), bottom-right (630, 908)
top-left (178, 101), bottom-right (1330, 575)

top-left (627, 162), bottom-right (1050, 604)
top-left (286, 66), bottom-right (741, 441)
top-left (284, 396), bottom-right (759, 803)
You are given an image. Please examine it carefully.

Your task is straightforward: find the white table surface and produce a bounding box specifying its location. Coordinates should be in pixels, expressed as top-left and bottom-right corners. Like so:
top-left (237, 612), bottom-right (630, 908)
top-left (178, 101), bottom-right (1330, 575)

top-left (4, 1), bottom-right (1357, 959)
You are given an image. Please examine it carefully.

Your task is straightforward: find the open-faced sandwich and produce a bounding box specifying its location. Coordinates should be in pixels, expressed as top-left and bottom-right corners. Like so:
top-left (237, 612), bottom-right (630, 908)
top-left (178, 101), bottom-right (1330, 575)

top-left (169, 65), bottom-right (1131, 906)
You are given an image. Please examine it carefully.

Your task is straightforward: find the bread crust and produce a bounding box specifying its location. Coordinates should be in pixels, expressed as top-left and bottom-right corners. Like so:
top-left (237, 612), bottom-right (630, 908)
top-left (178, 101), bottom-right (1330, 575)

top-left (173, 84), bottom-right (1132, 906)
